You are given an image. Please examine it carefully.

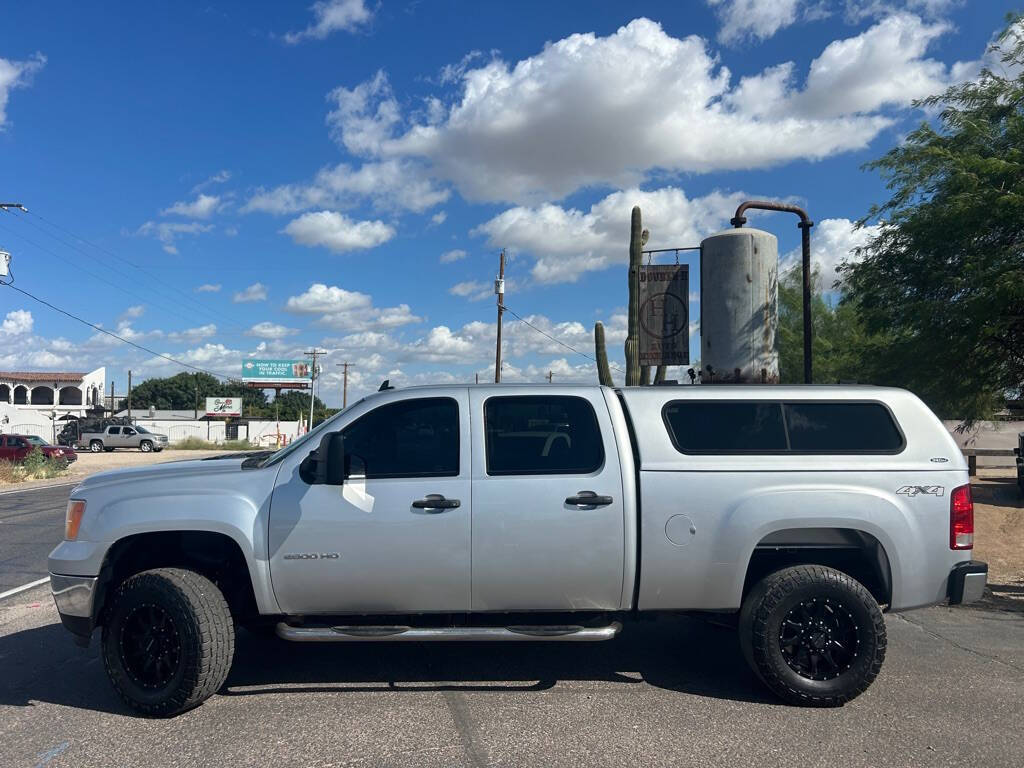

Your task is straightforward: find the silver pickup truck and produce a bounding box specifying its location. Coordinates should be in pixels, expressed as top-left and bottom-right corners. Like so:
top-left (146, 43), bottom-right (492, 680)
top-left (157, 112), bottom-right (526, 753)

top-left (49, 383), bottom-right (987, 715)
top-left (79, 424), bottom-right (168, 453)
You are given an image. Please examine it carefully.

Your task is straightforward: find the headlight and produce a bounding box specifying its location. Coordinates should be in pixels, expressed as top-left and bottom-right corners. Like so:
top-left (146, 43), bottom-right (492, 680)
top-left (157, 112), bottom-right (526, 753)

top-left (65, 499), bottom-right (86, 540)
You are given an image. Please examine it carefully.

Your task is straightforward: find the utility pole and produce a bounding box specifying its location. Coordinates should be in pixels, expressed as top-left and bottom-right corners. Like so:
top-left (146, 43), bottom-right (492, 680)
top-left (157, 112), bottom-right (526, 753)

top-left (304, 349), bottom-right (325, 432)
top-left (494, 249), bottom-right (505, 383)
top-left (127, 370), bottom-right (132, 424)
top-left (335, 362), bottom-right (351, 408)
top-left (546, 370), bottom-right (553, 384)
top-left (194, 373), bottom-right (199, 419)
top-left (109, 381), bottom-right (115, 417)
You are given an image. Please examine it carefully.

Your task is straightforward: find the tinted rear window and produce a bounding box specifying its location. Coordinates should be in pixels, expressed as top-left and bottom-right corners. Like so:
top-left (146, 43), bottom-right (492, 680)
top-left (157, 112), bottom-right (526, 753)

top-left (663, 402), bottom-right (786, 452)
top-left (662, 400), bottom-right (904, 454)
top-left (485, 395), bottom-right (604, 475)
top-left (783, 403), bottom-right (904, 452)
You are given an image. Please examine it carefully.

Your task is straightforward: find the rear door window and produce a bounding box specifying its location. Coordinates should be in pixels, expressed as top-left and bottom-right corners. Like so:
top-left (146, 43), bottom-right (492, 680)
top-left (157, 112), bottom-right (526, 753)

top-left (484, 395), bottom-right (604, 475)
top-left (108, 427), bottom-right (121, 435)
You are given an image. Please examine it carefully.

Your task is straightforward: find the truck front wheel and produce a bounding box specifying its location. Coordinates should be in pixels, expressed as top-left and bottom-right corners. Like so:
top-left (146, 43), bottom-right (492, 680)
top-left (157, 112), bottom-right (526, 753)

top-left (101, 568), bottom-right (234, 717)
top-left (739, 565), bottom-right (886, 707)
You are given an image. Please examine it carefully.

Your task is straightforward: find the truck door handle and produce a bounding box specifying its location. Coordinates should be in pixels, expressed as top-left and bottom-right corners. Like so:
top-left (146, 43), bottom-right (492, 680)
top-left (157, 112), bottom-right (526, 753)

top-left (565, 491), bottom-right (614, 507)
top-left (411, 494), bottom-right (461, 511)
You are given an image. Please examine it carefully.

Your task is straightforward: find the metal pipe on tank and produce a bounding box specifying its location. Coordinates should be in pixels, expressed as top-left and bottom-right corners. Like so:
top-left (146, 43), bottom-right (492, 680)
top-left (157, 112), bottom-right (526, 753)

top-left (730, 200), bottom-right (814, 384)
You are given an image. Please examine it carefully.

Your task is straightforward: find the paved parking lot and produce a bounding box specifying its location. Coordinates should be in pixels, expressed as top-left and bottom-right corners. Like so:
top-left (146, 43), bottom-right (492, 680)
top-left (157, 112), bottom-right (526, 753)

top-left (1, 583), bottom-right (1021, 768)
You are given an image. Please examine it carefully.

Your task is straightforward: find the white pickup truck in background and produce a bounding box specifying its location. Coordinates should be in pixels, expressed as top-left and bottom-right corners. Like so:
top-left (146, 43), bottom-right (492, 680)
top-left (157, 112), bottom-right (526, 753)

top-left (48, 383), bottom-right (986, 715)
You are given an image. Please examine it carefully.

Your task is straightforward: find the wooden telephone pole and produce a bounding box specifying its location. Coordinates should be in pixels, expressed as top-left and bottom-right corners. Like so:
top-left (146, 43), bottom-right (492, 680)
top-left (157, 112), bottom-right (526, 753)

top-left (546, 370), bottom-right (554, 383)
top-left (336, 362), bottom-right (351, 408)
top-left (494, 249), bottom-right (505, 383)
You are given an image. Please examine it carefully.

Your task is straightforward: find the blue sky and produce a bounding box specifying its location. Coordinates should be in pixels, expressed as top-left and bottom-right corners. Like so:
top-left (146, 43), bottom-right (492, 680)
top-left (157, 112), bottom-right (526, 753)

top-left (0, 0), bottom-right (1017, 405)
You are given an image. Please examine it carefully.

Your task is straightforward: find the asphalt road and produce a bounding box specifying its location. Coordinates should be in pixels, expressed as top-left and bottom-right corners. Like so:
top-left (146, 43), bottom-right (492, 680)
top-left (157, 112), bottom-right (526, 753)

top-left (1, 584), bottom-right (1022, 768)
top-left (0, 484), bottom-right (75, 593)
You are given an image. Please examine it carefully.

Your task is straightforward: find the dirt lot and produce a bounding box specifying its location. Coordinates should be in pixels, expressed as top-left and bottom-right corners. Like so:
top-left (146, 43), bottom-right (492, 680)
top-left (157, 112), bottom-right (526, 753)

top-left (972, 469), bottom-right (1024, 609)
top-left (0, 447), bottom-right (231, 491)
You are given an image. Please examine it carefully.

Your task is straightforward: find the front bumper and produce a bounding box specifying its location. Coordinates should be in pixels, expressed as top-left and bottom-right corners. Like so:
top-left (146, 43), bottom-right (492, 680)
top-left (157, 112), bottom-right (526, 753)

top-left (50, 573), bottom-right (99, 642)
top-left (948, 560), bottom-right (988, 605)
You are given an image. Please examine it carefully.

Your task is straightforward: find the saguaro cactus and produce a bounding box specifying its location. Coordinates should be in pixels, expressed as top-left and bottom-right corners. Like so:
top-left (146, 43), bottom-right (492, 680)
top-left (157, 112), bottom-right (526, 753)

top-left (624, 206), bottom-right (643, 386)
top-left (594, 322), bottom-right (613, 386)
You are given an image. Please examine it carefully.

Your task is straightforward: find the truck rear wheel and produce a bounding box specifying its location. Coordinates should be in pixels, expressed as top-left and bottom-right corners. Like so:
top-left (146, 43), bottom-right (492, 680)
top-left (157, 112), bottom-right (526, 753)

top-left (101, 568), bottom-right (234, 717)
top-left (739, 565), bottom-right (886, 707)
top-left (89, 440), bottom-right (103, 452)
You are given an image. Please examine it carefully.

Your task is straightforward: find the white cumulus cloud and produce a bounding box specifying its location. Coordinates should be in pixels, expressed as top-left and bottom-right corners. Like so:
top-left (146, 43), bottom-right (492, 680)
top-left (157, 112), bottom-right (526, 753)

top-left (284, 283), bottom-right (421, 331)
top-left (474, 186), bottom-right (747, 283)
top-left (781, 217), bottom-right (882, 287)
top-left (344, 18), bottom-right (949, 204)
top-left (233, 282), bottom-right (268, 303)
top-left (440, 249), bottom-right (467, 264)
top-left (247, 322), bottom-right (299, 340)
top-left (282, 210), bottom-right (395, 252)
top-left (0, 53), bottom-right (45, 128)
top-left (284, 0), bottom-right (373, 44)
top-left (1, 309), bottom-right (33, 335)
top-left (707, 0), bottom-right (802, 44)
top-left (162, 193), bottom-right (222, 219)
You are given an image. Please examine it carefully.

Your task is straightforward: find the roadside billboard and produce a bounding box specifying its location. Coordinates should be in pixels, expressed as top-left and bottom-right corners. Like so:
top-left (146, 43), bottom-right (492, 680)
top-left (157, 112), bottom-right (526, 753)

top-left (205, 397), bottom-right (242, 417)
top-left (241, 359), bottom-right (311, 388)
top-left (638, 264), bottom-right (689, 366)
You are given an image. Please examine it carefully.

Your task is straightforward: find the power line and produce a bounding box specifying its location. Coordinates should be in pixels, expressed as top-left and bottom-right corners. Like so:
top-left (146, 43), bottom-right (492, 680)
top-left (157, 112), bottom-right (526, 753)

top-left (2, 282), bottom-right (232, 380)
top-left (500, 303), bottom-right (625, 374)
top-left (3, 207), bottom-right (252, 334)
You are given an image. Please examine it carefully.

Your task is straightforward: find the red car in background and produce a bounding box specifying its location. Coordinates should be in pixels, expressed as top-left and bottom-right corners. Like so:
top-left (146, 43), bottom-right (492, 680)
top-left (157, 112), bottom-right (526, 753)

top-left (0, 434), bottom-right (77, 464)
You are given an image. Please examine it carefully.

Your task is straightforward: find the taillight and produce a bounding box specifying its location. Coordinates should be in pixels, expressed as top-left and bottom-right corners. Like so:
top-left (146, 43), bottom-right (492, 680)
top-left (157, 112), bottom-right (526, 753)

top-left (950, 484), bottom-right (973, 550)
top-left (65, 499), bottom-right (86, 541)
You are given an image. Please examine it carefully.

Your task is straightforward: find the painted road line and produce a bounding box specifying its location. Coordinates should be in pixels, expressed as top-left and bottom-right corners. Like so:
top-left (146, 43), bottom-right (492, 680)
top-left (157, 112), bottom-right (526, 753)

top-left (0, 576), bottom-right (51, 601)
top-left (0, 482), bottom-right (78, 497)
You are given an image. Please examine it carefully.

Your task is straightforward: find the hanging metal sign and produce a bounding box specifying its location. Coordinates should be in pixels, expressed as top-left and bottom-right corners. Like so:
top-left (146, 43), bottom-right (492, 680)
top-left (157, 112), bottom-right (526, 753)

top-left (638, 264), bottom-right (689, 366)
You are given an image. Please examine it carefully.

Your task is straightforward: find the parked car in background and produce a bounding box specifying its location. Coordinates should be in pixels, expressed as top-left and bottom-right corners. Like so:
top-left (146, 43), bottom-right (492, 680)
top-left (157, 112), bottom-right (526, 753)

top-left (0, 434), bottom-right (77, 464)
top-left (78, 424), bottom-right (167, 453)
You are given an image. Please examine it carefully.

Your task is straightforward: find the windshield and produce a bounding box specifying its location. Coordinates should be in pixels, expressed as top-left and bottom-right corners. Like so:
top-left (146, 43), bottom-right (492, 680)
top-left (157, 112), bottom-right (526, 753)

top-left (25, 436), bottom-right (48, 446)
top-left (261, 399), bottom-right (364, 467)
top-left (135, 425), bottom-right (150, 433)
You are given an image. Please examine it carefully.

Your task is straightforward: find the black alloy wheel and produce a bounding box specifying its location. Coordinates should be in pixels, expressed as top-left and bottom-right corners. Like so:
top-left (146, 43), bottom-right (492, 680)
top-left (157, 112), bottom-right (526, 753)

top-left (118, 603), bottom-right (182, 690)
top-left (778, 596), bottom-right (860, 681)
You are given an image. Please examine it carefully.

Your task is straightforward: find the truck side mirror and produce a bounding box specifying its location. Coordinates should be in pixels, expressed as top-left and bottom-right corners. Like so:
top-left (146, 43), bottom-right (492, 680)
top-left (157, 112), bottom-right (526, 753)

top-left (300, 432), bottom-right (345, 485)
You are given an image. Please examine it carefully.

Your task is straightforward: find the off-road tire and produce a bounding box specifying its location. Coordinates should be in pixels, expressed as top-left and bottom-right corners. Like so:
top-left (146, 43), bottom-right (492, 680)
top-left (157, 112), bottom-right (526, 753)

top-left (739, 565), bottom-right (886, 707)
top-left (89, 440), bottom-right (103, 452)
top-left (101, 568), bottom-right (234, 717)
top-left (139, 440), bottom-right (153, 452)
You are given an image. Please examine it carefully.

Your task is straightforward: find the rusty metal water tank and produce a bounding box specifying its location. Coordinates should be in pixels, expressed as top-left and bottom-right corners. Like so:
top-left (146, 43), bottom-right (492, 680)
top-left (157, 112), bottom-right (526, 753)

top-left (699, 227), bottom-right (779, 383)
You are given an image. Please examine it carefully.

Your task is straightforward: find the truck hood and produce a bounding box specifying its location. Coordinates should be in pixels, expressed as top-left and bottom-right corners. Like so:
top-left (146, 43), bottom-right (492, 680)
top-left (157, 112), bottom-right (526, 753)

top-left (74, 456), bottom-right (249, 491)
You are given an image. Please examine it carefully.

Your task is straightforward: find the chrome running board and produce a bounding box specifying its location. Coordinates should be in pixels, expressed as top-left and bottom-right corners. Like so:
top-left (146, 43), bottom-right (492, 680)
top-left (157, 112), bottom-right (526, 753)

top-left (276, 621), bottom-right (622, 643)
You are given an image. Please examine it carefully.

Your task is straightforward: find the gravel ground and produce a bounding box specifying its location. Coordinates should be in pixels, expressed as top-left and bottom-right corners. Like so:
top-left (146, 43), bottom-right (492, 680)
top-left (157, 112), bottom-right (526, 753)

top-left (970, 469), bottom-right (1024, 609)
top-left (0, 448), bottom-right (233, 492)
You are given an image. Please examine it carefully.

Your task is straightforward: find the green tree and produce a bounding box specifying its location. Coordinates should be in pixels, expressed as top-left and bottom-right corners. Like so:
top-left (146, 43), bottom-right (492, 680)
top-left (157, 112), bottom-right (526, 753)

top-left (123, 372), bottom-right (267, 414)
top-left (271, 390), bottom-right (331, 423)
top-left (778, 266), bottom-right (873, 384)
top-left (840, 17), bottom-right (1024, 418)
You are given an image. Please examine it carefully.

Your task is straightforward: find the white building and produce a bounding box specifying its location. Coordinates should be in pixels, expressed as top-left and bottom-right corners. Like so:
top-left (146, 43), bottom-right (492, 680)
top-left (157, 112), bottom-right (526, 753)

top-left (0, 367), bottom-right (106, 415)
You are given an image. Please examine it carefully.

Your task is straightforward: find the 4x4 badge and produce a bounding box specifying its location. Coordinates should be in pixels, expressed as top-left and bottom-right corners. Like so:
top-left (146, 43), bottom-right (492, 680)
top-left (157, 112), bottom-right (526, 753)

top-left (896, 486), bottom-right (944, 497)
